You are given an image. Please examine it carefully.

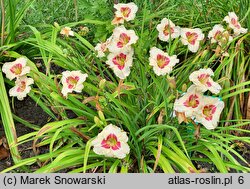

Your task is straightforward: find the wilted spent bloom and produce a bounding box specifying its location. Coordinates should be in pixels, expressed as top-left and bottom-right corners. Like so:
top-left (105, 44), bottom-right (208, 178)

top-left (149, 47), bottom-right (179, 76)
top-left (174, 85), bottom-right (203, 118)
top-left (61, 70), bottom-right (88, 97)
top-left (92, 124), bottom-right (130, 159)
top-left (111, 16), bottom-right (125, 25)
top-left (181, 28), bottom-right (204, 53)
top-left (175, 111), bottom-right (188, 124)
top-left (9, 76), bottom-right (34, 100)
top-left (195, 96), bottom-right (224, 130)
top-left (106, 48), bottom-right (134, 79)
top-left (108, 25), bottom-right (138, 53)
top-left (208, 24), bottom-right (233, 46)
top-left (2, 57), bottom-right (30, 81)
top-left (112, 2), bottom-right (138, 24)
top-left (60, 27), bottom-right (74, 37)
top-left (223, 12), bottom-right (247, 36)
top-left (156, 18), bottom-right (181, 42)
top-left (189, 68), bottom-right (222, 94)
top-left (94, 37), bottom-right (112, 58)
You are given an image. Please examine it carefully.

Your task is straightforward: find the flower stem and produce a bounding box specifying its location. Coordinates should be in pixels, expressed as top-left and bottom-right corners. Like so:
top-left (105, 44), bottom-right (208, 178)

top-left (73, 0), bottom-right (78, 22)
top-left (190, 119), bottom-right (201, 140)
top-left (116, 79), bottom-right (124, 99)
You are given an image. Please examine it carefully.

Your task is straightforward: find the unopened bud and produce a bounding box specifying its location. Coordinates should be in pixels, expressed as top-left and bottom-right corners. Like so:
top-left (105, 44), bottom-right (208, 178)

top-left (98, 110), bottom-right (105, 121)
top-left (166, 75), bottom-right (176, 89)
top-left (201, 49), bottom-right (209, 59)
top-left (182, 84), bottom-right (187, 92)
top-left (54, 22), bottom-right (60, 29)
top-left (94, 116), bottom-right (103, 127)
top-left (99, 79), bottom-right (106, 90)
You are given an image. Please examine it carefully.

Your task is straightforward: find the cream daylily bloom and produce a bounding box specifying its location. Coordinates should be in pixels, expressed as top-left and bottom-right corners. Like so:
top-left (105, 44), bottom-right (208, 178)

top-left (181, 28), bottom-right (204, 53)
top-left (195, 96), bottom-right (224, 130)
top-left (2, 57), bottom-right (30, 80)
top-left (94, 37), bottom-right (112, 58)
top-left (61, 70), bottom-right (88, 97)
top-left (208, 24), bottom-right (233, 46)
top-left (108, 25), bottom-right (138, 53)
top-left (189, 68), bottom-right (222, 94)
top-left (114, 2), bottom-right (138, 22)
top-left (106, 48), bottom-right (134, 79)
top-left (149, 47), bottom-right (179, 76)
top-left (156, 18), bottom-right (181, 42)
top-left (9, 76), bottom-right (34, 100)
top-left (92, 124), bottom-right (130, 159)
top-left (60, 27), bottom-right (74, 37)
top-left (223, 12), bottom-right (247, 36)
top-left (173, 85), bottom-right (203, 118)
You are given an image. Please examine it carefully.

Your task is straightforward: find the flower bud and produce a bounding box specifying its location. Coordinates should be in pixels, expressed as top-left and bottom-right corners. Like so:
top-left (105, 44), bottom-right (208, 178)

top-left (166, 75), bottom-right (176, 89)
top-left (94, 116), bottom-right (103, 127)
top-left (54, 22), bottom-right (60, 29)
top-left (98, 110), bottom-right (105, 121)
top-left (182, 83), bottom-right (187, 92)
top-left (99, 79), bottom-right (106, 90)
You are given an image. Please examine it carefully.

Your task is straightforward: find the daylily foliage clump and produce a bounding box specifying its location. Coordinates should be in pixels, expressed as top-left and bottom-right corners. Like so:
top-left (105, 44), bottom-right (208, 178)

top-left (1, 1), bottom-right (249, 171)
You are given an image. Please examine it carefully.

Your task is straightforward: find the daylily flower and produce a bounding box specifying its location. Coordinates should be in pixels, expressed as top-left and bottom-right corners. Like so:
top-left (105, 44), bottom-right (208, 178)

top-left (60, 27), bottom-right (74, 37)
top-left (61, 70), bottom-right (88, 97)
top-left (114, 2), bottom-right (138, 22)
top-left (181, 28), bottom-right (204, 52)
top-left (9, 76), bottom-right (34, 100)
top-left (223, 12), bottom-right (247, 36)
top-left (2, 57), bottom-right (30, 81)
top-left (106, 48), bottom-right (134, 79)
top-left (108, 25), bottom-right (138, 53)
top-left (208, 24), bottom-right (233, 46)
top-left (149, 47), bottom-right (179, 76)
top-left (195, 96), bottom-right (224, 130)
top-left (156, 18), bottom-right (181, 42)
top-left (173, 85), bottom-right (203, 118)
top-left (92, 124), bottom-right (130, 159)
top-left (189, 68), bottom-right (222, 94)
top-left (94, 37), bottom-right (112, 58)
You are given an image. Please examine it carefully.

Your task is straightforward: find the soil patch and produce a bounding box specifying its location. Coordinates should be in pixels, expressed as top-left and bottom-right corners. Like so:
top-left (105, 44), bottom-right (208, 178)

top-left (0, 97), bottom-right (50, 172)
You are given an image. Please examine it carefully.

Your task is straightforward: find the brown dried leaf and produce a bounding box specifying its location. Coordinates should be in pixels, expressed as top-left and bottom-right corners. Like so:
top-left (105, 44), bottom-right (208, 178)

top-left (83, 96), bottom-right (96, 104)
top-left (157, 109), bottom-right (165, 124)
top-left (0, 137), bottom-right (9, 160)
top-left (95, 102), bottom-right (102, 111)
top-left (215, 45), bottom-right (221, 56)
top-left (246, 93), bottom-right (250, 119)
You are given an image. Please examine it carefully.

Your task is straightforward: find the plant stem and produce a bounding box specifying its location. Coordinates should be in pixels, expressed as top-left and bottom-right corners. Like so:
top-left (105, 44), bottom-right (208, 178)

top-left (73, 0), bottom-right (78, 22)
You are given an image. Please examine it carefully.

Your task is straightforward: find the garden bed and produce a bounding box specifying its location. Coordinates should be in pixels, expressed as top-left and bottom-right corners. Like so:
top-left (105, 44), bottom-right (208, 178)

top-left (0, 0), bottom-right (249, 173)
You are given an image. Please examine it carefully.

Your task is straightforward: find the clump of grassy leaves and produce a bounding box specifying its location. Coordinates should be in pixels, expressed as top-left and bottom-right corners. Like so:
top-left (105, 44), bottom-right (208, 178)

top-left (0, 0), bottom-right (250, 173)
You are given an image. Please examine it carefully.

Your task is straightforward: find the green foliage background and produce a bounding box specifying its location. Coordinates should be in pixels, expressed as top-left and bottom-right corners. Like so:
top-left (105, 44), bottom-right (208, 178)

top-left (0, 0), bottom-right (249, 173)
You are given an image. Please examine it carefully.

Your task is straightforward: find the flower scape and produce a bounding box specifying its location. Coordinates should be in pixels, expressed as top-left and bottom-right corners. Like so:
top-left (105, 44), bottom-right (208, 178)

top-left (0, 1), bottom-right (249, 173)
